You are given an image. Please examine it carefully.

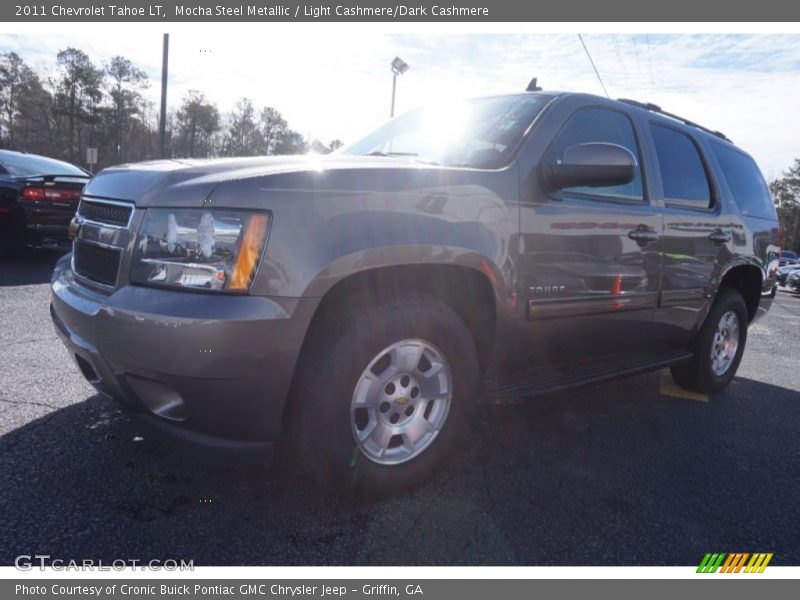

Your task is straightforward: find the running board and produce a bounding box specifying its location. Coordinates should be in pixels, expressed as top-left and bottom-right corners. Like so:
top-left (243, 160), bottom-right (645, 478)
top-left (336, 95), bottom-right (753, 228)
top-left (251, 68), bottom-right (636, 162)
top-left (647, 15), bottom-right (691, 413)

top-left (483, 349), bottom-right (693, 402)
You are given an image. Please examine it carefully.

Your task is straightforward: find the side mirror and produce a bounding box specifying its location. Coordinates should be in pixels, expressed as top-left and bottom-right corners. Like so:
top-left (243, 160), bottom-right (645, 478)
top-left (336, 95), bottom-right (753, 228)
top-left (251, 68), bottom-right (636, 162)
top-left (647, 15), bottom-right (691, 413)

top-left (543, 142), bottom-right (636, 190)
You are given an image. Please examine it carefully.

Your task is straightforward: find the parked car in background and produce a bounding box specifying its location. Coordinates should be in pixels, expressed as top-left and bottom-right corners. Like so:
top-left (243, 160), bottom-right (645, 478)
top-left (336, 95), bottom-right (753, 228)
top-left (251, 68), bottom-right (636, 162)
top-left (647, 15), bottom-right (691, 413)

top-left (777, 263), bottom-right (800, 286)
top-left (51, 91), bottom-right (779, 496)
top-left (786, 270), bottom-right (800, 293)
top-left (779, 250), bottom-right (798, 267)
top-left (0, 150), bottom-right (90, 254)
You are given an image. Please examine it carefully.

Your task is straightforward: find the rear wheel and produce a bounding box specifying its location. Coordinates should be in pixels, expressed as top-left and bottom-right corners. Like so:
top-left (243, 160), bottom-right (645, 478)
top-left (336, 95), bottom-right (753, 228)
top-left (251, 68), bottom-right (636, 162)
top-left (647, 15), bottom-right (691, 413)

top-left (290, 293), bottom-right (479, 499)
top-left (670, 287), bottom-right (748, 393)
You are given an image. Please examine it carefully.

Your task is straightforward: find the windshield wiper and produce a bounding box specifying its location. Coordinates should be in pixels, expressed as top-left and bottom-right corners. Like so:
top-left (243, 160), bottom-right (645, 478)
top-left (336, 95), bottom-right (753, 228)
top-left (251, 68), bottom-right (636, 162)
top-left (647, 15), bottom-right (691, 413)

top-left (362, 151), bottom-right (441, 165)
top-left (363, 151), bottom-right (419, 157)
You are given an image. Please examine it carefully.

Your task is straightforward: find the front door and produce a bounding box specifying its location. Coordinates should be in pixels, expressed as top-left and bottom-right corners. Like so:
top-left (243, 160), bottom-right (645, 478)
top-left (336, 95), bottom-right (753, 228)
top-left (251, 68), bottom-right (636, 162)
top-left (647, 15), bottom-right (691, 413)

top-left (517, 106), bottom-right (663, 366)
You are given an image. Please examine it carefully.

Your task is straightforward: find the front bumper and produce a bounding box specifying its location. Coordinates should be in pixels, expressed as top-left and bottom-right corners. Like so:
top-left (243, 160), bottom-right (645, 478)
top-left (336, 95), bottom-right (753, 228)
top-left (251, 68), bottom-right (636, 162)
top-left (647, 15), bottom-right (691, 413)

top-left (50, 253), bottom-right (318, 449)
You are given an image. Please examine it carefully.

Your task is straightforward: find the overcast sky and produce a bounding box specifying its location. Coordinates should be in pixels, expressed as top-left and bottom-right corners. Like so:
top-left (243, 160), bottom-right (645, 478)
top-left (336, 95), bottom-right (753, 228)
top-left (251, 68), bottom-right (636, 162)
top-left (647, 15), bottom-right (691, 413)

top-left (1, 31), bottom-right (799, 177)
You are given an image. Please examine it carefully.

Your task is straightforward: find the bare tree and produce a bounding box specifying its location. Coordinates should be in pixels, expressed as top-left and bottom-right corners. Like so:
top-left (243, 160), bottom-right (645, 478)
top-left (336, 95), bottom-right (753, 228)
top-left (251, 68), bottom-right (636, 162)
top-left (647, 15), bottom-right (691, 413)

top-left (0, 49), bottom-right (345, 168)
top-left (105, 55), bottom-right (149, 164)
top-left (0, 52), bottom-right (29, 148)
top-left (55, 47), bottom-right (103, 163)
top-left (771, 159), bottom-right (800, 253)
top-left (258, 106), bottom-right (289, 155)
top-left (173, 91), bottom-right (221, 158)
top-left (310, 138), bottom-right (344, 154)
top-left (223, 98), bottom-right (262, 156)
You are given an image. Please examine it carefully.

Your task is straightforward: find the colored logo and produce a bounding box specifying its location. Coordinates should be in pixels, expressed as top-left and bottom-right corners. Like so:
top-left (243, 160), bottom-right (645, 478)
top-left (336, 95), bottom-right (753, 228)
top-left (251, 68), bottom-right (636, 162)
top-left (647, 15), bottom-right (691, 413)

top-left (697, 552), bottom-right (773, 573)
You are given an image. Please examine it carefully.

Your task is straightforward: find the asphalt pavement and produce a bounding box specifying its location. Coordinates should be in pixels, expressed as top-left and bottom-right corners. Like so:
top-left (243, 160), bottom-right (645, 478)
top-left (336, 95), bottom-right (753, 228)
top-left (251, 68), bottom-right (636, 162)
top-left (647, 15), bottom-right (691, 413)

top-left (1, 250), bottom-right (798, 566)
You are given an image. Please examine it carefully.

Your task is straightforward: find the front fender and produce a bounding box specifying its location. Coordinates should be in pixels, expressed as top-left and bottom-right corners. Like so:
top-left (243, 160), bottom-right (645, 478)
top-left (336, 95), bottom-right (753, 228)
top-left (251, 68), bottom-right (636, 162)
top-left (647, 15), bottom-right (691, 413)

top-left (212, 166), bottom-right (522, 302)
top-left (300, 244), bottom-right (512, 307)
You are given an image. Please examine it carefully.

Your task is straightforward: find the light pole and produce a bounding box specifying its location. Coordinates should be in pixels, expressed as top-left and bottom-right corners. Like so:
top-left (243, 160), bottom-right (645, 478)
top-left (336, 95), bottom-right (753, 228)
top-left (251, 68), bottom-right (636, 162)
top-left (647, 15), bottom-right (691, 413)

top-left (159, 33), bottom-right (169, 159)
top-left (390, 56), bottom-right (409, 118)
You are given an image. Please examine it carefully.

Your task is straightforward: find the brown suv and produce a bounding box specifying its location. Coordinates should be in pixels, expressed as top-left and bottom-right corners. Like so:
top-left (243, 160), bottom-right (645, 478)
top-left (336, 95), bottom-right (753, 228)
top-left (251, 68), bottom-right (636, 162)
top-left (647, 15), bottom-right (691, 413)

top-left (50, 92), bottom-right (779, 496)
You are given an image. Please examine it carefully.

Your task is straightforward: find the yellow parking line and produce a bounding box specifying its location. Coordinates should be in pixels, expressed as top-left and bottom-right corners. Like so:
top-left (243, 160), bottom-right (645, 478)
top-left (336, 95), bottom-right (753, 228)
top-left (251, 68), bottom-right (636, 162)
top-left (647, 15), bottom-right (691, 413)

top-left (659, 369), bottom-right (709, 402)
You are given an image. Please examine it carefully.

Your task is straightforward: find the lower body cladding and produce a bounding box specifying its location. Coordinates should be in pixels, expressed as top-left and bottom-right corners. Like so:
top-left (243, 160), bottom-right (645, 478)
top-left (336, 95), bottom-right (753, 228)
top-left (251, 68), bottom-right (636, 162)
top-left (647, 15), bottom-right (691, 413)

top-left (49, 254), bottom-right (318, 451)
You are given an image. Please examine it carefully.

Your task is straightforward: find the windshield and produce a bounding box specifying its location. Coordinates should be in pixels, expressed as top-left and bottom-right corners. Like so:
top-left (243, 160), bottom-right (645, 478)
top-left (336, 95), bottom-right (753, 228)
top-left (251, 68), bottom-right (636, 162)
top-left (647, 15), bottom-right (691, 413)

top-left (341, 94), bottom-right (551, 169)
top-left (0, 152), bottom-right (88, 177)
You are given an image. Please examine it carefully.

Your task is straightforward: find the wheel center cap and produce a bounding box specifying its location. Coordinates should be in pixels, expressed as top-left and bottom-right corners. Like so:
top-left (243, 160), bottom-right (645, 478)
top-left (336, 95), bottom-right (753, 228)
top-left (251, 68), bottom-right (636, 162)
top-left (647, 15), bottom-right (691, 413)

top-left (395, 396), bottom-right (409, 406)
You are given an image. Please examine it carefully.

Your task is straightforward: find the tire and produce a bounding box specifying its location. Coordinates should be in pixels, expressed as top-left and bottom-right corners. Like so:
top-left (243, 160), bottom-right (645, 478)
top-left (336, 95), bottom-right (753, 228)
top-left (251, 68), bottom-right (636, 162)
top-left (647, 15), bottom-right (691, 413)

top-left (670, 287), bottom-right (748, 394)
top-left (289, 292), bottom-right (480, 499)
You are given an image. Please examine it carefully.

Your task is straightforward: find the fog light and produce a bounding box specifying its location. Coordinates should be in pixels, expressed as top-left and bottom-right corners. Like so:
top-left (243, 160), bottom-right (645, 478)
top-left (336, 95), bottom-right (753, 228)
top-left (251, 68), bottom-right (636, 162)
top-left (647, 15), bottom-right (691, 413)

top-left (126, 375), bottom-right (187, 422)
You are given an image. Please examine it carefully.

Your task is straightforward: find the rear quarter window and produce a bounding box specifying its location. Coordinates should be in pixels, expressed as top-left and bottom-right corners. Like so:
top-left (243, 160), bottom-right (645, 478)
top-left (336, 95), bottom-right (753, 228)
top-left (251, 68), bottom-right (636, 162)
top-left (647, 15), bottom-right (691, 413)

top-left (710, 142), bottom-right (776, 220)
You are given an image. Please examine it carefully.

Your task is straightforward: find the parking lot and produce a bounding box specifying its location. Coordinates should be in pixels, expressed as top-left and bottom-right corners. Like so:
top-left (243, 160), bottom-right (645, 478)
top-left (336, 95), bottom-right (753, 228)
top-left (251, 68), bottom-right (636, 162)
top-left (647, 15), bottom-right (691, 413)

top-left (1, 249), bottom-right (799, 566)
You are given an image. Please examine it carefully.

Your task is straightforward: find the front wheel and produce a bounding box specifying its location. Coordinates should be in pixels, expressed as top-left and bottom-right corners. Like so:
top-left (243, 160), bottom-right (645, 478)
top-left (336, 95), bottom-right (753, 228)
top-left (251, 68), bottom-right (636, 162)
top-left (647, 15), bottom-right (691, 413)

top-left (290, 293), bottom-right (480, 499)
top-left (670, 287), bottom-right (748, 394)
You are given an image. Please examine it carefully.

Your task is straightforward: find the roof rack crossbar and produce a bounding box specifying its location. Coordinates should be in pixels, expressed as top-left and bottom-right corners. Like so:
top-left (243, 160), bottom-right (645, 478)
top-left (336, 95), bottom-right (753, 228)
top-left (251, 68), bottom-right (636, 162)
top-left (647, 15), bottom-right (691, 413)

top-left (617, 98), bottom-right (731, 142)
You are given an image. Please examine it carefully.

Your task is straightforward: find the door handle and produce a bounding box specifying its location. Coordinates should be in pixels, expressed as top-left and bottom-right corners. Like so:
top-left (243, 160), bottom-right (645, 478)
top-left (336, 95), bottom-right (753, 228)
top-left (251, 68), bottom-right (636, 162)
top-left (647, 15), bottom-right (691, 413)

top-left (709, 229), bottom-right (731, 244)
top-left (628, 227), bottom-right (660, 245)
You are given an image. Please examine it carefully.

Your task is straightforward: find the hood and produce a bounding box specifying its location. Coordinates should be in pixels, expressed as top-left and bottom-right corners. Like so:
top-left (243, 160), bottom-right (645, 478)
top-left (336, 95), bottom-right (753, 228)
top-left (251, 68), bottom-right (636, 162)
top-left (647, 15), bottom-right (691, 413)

top-left (83, 154), bottom-right (429, 207)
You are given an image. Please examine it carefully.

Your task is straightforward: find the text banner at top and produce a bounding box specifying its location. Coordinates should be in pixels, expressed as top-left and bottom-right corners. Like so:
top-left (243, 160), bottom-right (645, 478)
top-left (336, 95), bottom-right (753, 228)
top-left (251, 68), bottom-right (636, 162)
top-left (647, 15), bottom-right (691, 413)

top-left (5, 0), bottom-right (800, 22)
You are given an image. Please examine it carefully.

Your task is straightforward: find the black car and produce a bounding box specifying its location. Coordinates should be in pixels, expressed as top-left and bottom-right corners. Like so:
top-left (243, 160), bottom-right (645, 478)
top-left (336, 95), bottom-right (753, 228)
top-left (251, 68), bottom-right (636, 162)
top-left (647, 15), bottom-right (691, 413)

top-left (0, 150), bottom-right (90, 253)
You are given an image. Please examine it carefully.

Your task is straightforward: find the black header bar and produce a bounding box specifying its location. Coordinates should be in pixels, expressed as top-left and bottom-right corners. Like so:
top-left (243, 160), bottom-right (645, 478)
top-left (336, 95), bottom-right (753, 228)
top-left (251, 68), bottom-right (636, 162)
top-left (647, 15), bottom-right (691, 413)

top-left (5, 0), bottom-right (800, 22)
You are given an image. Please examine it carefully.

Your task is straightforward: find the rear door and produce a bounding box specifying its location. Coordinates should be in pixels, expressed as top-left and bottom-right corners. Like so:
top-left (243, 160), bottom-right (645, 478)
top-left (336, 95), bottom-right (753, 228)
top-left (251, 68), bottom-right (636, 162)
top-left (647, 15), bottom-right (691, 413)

top-left (646, 122), bottom-right (733, 346)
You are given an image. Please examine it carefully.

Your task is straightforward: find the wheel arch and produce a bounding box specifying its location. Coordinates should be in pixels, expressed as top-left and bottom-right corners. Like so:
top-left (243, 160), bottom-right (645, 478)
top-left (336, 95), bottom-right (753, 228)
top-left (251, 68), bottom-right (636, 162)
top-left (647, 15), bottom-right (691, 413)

top-left (282, 256), bottom-right (506, 428)
top-left (303, 258), bottom-right (503, 369)
top-left (716, 262), bottom-right (763, 322)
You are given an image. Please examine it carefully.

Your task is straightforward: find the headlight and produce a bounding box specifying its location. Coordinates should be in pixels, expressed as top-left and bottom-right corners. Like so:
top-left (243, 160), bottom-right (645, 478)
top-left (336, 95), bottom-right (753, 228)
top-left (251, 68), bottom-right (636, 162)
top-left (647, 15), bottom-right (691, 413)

top-left (130, 208), bottom-right (270, 292)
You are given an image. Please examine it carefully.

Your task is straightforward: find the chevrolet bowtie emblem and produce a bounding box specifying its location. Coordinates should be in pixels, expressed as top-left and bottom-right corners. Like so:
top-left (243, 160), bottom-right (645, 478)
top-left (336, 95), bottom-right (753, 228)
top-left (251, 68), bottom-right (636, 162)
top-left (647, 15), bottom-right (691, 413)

top-left (395, 397), bottom-right (409, 406)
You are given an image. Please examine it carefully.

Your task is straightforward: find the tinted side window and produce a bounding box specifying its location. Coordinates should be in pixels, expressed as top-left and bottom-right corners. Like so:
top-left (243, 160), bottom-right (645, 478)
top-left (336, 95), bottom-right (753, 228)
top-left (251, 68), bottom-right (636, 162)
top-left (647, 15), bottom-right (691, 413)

top-left (650, 124), bottom-right (711, 208)
top-left (550, 108), bottom-right (643, 201)
top-left (710, 142), bottom-right (776, 219)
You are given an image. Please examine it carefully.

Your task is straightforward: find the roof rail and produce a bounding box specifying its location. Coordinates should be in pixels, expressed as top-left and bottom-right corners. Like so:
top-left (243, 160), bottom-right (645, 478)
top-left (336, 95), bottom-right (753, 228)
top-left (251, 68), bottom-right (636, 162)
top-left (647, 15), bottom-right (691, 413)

top-left (617, 98), bottom-right (731, 142)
